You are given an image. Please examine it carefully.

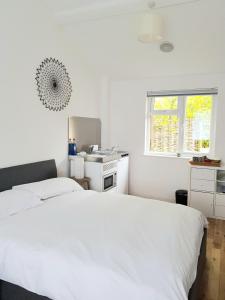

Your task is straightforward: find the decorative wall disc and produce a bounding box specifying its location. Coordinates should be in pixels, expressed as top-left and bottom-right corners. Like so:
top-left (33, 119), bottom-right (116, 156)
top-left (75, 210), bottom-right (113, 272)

top-left (36, 58), bottom-right (72, 111)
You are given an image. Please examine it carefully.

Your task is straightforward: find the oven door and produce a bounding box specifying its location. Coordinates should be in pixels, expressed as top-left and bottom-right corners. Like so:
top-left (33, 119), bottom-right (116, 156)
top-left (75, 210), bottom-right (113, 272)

top-left (103, 173), bottom-right (116, 191)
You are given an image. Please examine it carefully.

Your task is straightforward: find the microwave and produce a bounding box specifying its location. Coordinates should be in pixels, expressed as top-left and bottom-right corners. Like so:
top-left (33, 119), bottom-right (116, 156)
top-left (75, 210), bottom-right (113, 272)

top-left (84, 160), bottom-right (118, 192)
top-left (103, 172), bottom-right (117, 192)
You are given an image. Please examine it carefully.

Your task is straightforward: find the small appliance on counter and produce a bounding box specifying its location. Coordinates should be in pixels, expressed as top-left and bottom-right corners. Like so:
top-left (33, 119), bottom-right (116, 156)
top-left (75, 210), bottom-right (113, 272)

top-left (88, 145), bottom-right (99, 154)
top-left (85, 160), bottom-right (118, 192)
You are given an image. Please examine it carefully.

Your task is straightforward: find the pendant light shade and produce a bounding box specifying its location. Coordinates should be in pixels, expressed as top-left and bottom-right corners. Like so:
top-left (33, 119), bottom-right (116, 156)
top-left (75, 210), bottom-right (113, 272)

top-left (138, 12), bottom-right (164, 43)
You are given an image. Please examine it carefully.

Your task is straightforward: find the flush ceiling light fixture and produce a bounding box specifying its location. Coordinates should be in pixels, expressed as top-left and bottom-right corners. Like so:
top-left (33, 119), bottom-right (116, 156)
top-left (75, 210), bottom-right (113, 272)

top-left (138, 1), bottom-right (164, 43)
top-left (160, 41), bottom-right (174, 52)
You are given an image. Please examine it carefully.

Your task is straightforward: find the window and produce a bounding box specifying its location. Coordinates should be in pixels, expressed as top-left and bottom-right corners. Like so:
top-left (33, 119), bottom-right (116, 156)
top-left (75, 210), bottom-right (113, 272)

top-left (145, 89), bottom-right (217, 157)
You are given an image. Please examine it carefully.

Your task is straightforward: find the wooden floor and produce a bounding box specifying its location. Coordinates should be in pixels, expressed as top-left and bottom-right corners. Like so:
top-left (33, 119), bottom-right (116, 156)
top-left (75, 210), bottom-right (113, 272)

top-left (198, 218), bottom-right (225, 300)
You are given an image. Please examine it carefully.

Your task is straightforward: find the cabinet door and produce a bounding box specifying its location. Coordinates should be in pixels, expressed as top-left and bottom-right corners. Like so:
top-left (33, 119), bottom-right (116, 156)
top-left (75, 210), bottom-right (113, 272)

top-left (215, 193), bottom-right (225, 207)
top-left (190, 191), bottom-right (214, 218)
top-left (117, 157), bottom-right (129, 194)
top-left (215, 206), bottom-right (225, 219)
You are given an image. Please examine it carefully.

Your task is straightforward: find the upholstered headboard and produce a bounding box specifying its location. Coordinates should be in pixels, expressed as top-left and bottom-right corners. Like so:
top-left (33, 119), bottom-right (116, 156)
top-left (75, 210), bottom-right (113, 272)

top-left (0, 159), bottom-right (57, 192)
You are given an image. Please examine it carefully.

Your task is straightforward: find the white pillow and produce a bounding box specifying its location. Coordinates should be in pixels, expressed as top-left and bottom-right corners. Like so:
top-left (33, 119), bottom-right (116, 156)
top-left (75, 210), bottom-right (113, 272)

top-left (13, 177), bottom-right (83, 200)
top-left (0, 190), bottom-right (41, 221)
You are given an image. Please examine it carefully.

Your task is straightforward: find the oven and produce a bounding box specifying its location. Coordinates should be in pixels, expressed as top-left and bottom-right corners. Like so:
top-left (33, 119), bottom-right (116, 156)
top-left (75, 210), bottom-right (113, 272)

top-left (103, 171), bottom-right (117, 192)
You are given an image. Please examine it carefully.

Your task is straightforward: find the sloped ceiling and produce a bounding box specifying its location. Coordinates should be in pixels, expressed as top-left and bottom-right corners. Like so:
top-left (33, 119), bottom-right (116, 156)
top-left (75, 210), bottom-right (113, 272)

top-left (45, 0), bottom-right (225, 79)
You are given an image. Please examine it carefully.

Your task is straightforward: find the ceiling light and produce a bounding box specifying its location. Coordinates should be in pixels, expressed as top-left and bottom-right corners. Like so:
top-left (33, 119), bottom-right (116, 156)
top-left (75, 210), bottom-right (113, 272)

top-left (160, 41), bottom-right (174, 52)
top-left (138, 2), bottom-right (164, 43)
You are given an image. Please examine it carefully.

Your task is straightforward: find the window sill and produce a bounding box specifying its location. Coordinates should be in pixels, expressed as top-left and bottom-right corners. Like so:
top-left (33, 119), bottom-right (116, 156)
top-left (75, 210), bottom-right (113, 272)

top-left (143, 153), bottom-right (192, 160)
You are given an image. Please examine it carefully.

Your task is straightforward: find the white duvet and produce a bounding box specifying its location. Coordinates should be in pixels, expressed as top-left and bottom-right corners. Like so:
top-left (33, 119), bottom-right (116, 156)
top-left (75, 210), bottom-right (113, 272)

top-left (0, 191), bottom-right (207, 300)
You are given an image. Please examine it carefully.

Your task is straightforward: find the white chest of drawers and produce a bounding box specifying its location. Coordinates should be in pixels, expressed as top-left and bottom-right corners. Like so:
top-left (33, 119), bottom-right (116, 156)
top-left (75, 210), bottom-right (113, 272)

top-left (189, 166), bottom-right (225, 219)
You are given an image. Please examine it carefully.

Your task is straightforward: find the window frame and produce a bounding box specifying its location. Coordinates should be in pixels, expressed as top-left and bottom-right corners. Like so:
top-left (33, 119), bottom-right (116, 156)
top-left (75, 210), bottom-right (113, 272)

top-left (145, 94), bottom-right (216, 158)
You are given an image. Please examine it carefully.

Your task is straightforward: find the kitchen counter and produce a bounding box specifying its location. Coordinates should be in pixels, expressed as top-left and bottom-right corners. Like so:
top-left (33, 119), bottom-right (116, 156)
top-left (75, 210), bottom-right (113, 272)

top-left (69, 151), bottom-right (129, 163)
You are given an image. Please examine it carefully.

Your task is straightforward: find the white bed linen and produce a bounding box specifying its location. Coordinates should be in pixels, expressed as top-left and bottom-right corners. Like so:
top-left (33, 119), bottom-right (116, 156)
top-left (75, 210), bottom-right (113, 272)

top-left (13, 177), bottom-right (83, 200)
top-left (0, 189), bottom-right (42, 221)
top-left (0, 191), bottom-right (207, 300)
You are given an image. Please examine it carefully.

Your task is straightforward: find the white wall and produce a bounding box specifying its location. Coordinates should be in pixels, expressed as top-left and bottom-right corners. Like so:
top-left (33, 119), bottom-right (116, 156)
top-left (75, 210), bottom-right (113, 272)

top-left (0, 1), bottom-right (100, 175)
top-left (106, 73), bottom-right (225, 201)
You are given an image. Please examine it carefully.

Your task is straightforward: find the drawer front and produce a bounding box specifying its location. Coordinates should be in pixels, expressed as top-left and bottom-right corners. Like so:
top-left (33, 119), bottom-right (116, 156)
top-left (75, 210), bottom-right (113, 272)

top-left (191, 168), bottom-right (215, 181)
top-left (191, 179), bottom-right (215, 192)
top-left (215, 194), bottom-right (225, 206)
top-left (215, 205), bottom-right (225, 219)
top-left (190, 191), bottom-right (214, 218)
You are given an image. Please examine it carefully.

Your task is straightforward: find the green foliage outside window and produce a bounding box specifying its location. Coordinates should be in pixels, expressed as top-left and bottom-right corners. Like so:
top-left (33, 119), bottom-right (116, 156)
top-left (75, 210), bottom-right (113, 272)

top-left (154, 96), bottom-right (178, 110)
top-left (150, 95), bottom-right (213, 153)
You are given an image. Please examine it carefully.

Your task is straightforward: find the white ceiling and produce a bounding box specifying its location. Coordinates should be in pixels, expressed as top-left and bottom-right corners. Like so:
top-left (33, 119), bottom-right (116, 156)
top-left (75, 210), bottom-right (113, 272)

top-left (45, 0), bottom-right (200, 13)
top-left (47, 0), bottom-right (201, 24)
top-left (45, 0), bottom-right (225, 79)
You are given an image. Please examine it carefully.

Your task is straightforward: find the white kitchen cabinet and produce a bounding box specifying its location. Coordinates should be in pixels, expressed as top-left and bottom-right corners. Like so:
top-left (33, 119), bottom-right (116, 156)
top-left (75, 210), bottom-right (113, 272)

top-left (189, 166), bottom-right (225, 219)
top-left (117, 156), bottom-right (129, 194)
top-left (190, 191), bottom-right (214, 218)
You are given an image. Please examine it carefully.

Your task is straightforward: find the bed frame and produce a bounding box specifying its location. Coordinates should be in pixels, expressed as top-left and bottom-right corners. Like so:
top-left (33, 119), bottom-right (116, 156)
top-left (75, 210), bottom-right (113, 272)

top-left (0, 159), bottom-right (206, 300)
top-left (0, 159), bottom-right (57, 192)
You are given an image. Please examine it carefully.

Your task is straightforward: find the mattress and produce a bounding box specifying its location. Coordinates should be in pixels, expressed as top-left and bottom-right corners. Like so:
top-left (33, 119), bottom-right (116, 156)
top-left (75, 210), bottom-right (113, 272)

top-left (0, 191), bottom-right (207, 300)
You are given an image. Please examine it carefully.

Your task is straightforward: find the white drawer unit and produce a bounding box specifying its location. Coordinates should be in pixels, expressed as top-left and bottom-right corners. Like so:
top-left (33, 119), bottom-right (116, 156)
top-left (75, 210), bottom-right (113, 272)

top-left (191, 179), bottom-right (215, 193)
top-left (189, 166), bottom-right (225, 220)
top-left (190, 191), bottom-right (214, 218)
top-left (191, 168), bottom-right (215, 181)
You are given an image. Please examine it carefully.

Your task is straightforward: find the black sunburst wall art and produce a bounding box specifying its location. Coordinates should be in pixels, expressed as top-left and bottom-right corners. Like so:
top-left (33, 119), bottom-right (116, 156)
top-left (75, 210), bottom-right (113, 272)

top-left (36, 58), bottom-right (72, 111)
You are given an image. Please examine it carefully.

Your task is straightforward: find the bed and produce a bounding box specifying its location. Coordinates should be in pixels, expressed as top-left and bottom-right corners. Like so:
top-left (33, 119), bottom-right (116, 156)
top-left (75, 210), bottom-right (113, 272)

top-left (0, 159), bottom-right (207, 300)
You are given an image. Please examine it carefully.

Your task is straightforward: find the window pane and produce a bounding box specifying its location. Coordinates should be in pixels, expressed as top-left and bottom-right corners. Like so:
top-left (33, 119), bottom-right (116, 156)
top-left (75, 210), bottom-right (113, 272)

top-left (183, 95), bottom-right (213, 153)
top-left (153, 96), bottom-right (178, 110)
top-left (150, 115), bottom-right (179, 153)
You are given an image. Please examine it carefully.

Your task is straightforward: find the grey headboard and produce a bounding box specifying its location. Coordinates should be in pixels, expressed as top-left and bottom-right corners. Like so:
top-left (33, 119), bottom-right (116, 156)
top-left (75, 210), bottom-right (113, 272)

top-left (0, 159), bottom-right (57, 192)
